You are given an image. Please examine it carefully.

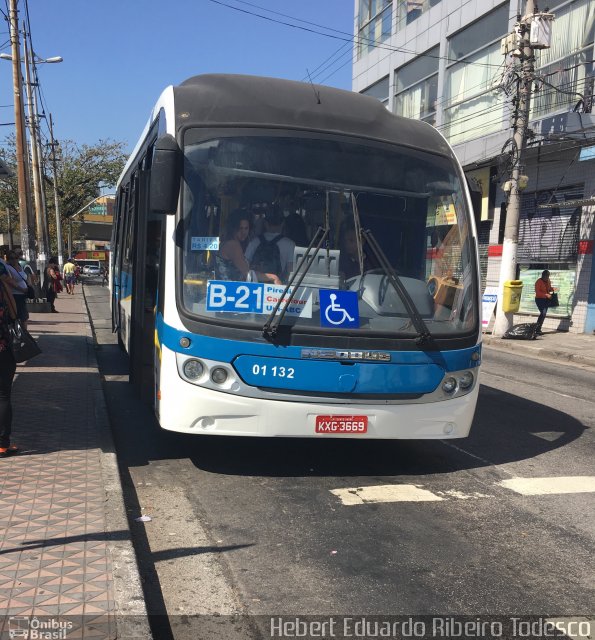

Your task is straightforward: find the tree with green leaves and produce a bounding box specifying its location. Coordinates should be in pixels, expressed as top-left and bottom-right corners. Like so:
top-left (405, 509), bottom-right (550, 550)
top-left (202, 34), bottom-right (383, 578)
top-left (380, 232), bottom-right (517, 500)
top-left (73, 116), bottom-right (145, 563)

top-left (0, 135), bottom-right (127, 255)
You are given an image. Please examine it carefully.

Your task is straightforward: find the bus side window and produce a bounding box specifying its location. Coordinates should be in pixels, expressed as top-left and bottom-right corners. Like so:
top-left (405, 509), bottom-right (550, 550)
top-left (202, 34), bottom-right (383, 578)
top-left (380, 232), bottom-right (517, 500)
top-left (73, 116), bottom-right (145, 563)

top-left (123, 173), bottom-right (137, 271)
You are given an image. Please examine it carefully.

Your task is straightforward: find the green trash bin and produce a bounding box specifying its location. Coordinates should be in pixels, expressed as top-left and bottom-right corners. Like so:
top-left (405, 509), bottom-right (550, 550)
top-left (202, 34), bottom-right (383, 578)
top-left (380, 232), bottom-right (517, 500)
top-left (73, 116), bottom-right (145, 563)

top-left (502, 280), bottom-right (523, 312)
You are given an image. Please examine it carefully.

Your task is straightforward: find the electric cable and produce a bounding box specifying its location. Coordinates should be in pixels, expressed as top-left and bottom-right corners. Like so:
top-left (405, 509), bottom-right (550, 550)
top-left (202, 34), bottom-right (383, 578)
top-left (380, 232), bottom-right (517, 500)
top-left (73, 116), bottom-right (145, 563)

top-left (207, 0), bottom-right (505, 71)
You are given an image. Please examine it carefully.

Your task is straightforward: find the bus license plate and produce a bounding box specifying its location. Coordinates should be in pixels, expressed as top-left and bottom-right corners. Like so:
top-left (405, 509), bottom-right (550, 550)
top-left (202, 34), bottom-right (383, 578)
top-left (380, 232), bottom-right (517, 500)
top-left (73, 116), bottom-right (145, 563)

top-left (315, 416), bottom-right (368, 434)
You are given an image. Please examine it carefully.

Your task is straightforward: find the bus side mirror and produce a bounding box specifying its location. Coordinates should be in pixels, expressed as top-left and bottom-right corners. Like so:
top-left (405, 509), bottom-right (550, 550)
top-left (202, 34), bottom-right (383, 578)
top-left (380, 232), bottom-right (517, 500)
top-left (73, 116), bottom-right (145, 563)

top-left (149, 134), bottom-right (181, 215)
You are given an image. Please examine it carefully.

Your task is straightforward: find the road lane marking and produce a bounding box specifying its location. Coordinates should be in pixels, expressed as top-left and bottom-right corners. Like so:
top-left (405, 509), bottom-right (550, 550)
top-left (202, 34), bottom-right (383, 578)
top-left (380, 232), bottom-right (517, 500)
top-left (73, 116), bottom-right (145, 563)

top-left (481, 370), bottom-right (595, 404)
top-left (499, 476), bottom-right (595, 495)
top-left (330, 484), bottom-right (444, 506)
top-left (440, 440), bottom-right (509, 472)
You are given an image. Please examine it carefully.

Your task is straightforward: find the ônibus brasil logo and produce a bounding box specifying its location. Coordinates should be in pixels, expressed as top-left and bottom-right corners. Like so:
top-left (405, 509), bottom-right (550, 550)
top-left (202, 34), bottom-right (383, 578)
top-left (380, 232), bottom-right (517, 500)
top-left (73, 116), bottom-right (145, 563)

top-left (8, 616), bottom-right (73, 639)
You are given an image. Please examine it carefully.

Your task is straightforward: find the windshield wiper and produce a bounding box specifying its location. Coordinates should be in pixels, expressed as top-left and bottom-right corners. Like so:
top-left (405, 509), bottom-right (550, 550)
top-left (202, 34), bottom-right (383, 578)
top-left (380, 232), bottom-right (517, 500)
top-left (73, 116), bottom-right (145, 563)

top-left (349, 193), bottom-right (431, 345)
top-left (262, 225), bottom-right (329, 340)
top-left (362, 229), bottom-right (432, 346)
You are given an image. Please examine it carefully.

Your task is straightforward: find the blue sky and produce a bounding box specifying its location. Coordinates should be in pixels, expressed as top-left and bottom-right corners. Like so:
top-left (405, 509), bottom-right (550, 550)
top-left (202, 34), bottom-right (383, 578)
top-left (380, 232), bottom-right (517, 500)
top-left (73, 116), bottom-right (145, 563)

top-left (0, 0), bottom-right (355, 153)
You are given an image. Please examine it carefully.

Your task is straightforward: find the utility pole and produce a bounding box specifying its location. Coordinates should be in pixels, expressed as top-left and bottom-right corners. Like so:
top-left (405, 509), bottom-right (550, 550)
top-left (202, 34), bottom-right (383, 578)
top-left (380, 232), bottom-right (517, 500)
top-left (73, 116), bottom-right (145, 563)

top-left (493, 0), bottom-right (536, 337)
top-left (23, 35), bottom-right (47, 275)
top-left (7, 0), bottom-right (35, 263)
top-left (6, 207), bottom-right (13, 250)
top-left (30, 45), bottom-right (52, 260)
top-left (48, 114), bottom-right (64, 267)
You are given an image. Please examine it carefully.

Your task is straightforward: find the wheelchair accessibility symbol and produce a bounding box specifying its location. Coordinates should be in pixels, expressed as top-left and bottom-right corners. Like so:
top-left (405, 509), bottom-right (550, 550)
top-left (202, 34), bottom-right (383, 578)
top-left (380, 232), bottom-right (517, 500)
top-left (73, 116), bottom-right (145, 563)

top-left (320, 289), bottom-right (359, 328)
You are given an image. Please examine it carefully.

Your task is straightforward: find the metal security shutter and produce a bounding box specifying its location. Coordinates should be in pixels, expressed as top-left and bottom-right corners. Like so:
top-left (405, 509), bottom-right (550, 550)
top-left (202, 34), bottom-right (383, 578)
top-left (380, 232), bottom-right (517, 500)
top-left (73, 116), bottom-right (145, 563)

top-left (518, 185), bottom-right (583, 264)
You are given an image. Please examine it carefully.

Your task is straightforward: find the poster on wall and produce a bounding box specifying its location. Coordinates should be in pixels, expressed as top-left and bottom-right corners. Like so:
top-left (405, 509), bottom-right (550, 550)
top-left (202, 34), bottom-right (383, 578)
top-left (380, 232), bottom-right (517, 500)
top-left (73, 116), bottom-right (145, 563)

top-left (518, 267), bottom-right (576, 317)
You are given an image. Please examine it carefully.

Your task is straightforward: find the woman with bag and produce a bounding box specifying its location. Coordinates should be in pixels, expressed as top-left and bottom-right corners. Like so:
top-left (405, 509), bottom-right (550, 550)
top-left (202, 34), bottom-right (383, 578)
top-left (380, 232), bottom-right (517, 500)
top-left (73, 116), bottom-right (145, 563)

top-left (43, 257), bottom-right (62, 313)
top-left (0, 260), bottom-right (19, 458)
top-left (4, 250), bottom-right (30, 330)
top-left (534, 269), bottom-right (556, 336)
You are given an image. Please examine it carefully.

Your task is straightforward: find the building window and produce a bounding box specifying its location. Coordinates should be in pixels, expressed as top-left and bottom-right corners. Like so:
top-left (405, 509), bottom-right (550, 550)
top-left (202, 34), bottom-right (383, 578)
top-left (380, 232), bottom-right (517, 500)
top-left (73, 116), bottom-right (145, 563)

top-left (531, 0), bottom-right (594, 119)
top-left (358, 0), bottom-right (392, 58)
top-left (394, 47), bottom-right (439, 125)
top-left (396, 0), bottom-right (442, 29)
top-left (361, 76), bottom-right (390, 105)
top-left (443, 4), bottom-right (509, 145)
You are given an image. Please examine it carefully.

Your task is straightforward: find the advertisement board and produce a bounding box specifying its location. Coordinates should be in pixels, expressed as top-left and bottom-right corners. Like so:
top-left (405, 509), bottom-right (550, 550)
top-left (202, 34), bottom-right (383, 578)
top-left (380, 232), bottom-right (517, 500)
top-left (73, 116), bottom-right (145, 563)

top-left (481, 286), bottom-right (498, 330)
top-left (518, 267), bottom-right (576, 317)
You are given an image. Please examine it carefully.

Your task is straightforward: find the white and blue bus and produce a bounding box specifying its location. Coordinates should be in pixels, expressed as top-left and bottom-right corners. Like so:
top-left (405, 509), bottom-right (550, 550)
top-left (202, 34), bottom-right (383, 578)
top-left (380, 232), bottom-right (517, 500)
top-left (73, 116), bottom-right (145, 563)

top-left (111, 74), bottom-right (481, 439)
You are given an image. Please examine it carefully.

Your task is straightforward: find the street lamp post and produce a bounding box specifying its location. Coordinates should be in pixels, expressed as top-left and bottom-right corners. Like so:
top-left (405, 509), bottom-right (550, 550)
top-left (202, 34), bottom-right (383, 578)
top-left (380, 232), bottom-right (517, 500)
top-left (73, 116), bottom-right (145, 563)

top-left (29, 51), bottom-right (63, 263)
top-left (23, 36), bottom-right (46, 273)
top-left (48, 114), bottom-right (64, 267)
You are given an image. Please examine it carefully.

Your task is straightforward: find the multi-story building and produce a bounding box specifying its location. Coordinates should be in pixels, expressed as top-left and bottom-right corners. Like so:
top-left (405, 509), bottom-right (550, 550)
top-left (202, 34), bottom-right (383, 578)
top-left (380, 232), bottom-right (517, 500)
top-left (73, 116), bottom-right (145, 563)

top-left (353, 0), bottom-right (595, 333)
top-left (70, 195), bottom-right (114, 255)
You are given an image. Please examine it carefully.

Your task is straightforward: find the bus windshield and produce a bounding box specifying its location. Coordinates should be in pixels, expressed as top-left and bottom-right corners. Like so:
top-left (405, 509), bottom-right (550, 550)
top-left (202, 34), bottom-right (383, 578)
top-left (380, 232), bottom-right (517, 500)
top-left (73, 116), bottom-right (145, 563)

top-left (181, 133), bottom-right (477, 337)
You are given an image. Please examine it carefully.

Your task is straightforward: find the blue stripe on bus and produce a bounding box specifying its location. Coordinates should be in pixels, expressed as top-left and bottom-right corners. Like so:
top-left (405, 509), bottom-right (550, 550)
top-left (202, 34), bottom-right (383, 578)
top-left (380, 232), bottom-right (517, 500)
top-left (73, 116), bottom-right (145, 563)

top-left (233, 355), bottom-right (445, 394)
top-left (155, 313), bottom-right (481, 373)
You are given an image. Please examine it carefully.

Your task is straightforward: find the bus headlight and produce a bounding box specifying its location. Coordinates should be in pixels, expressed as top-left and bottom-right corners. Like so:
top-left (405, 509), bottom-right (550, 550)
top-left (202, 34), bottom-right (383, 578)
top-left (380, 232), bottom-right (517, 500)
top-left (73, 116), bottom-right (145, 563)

top-left (459, 371), bottom-right (474, 389)
top-left (211, 367), bottom-right (228, 385)
top-left (442, 377), bottom-right (457, 394)
top-left (183, 359), bottom-right (204, 380)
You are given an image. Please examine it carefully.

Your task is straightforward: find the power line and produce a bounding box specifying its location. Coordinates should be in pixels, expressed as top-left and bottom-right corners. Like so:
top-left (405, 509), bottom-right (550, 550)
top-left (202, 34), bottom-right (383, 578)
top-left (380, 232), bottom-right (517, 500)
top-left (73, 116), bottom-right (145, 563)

top-left (206, 0), bottom-right (506, 73)
top-left (302, 41), bottom-right (352, 83)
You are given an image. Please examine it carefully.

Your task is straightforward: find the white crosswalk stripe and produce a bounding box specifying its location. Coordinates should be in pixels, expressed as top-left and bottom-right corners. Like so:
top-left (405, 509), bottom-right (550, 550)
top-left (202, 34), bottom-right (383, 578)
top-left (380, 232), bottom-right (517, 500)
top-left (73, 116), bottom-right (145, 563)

top-left (330, 484), bottom-right (444, 506)
top-left (499, 476), bottom-right (595, 495)
top-left (330, 477), bottom-right (595, 505)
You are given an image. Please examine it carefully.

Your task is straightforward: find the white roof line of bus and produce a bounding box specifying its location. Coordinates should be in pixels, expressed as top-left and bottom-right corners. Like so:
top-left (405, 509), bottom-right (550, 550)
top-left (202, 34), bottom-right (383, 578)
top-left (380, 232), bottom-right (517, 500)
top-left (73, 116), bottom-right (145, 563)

top-left (117, 85), bottom-right (175, 189)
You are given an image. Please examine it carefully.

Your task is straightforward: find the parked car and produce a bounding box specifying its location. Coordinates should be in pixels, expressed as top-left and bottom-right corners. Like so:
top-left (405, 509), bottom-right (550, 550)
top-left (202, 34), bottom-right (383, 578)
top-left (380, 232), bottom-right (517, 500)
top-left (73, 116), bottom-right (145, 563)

top-left (82, 262), bottom-right (101, 277)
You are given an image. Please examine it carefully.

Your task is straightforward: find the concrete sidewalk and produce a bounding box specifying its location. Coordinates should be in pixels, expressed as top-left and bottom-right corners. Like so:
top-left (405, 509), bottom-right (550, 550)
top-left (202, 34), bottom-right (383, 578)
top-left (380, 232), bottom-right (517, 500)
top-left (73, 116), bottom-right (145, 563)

top-left (0, 288), bottom-right (150, 639)
top-left (483, 328), bottom-right (595, 369)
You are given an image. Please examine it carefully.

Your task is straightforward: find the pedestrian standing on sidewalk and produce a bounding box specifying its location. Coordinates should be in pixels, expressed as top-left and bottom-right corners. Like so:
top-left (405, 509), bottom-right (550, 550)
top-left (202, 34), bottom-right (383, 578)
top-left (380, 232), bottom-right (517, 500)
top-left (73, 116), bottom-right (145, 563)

top-left (534, 269), bottom-right (555, 335)
top-left (0, 260), bottom-right (18, 458)
top-left (43, 257), bottom-right (62, 313)
top-left (3, 251), bottom-right (30, 330)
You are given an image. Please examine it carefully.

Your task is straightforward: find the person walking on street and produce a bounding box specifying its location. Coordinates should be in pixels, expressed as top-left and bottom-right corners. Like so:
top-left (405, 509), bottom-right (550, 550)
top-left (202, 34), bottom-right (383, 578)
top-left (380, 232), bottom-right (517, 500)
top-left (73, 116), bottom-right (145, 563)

top-left (535, 269), bottom-right (555, 335)
top-left (44, 257), bottom-right (62, 313)
top-left (63, 258), bottom-right (76, 295)
top-left (0, 260), bottom-right (18, 458)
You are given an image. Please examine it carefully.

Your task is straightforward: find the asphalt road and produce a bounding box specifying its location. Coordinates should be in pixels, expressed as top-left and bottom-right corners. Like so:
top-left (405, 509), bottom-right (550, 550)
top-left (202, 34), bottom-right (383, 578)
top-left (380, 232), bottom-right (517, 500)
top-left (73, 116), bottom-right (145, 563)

top-left (84, 283), bottom-right (595, 640)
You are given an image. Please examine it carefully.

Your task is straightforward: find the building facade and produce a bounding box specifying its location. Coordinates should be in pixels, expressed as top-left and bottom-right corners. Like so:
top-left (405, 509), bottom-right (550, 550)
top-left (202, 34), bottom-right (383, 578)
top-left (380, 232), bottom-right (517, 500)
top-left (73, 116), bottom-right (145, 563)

top-left (353, 0), bottom-right (595, 333)
top-left (71, 195), bottom-right (114, 254)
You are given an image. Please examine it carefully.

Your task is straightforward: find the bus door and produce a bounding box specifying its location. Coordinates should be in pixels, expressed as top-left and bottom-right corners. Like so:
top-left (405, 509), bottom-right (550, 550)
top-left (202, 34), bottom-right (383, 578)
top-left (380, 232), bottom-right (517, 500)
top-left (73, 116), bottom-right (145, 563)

top-left (111, 186), bottom-right (128, 340)
top-left (129, 168), bottom-right (163, 407)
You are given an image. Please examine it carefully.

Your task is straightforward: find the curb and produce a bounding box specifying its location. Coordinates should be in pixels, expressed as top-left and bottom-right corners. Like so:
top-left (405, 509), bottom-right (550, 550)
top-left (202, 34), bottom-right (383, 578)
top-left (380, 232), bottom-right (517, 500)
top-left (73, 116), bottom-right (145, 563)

top-left (482, 336), bottom-right (595, 369)
top-left (82, 288), bottom-right (153, 639)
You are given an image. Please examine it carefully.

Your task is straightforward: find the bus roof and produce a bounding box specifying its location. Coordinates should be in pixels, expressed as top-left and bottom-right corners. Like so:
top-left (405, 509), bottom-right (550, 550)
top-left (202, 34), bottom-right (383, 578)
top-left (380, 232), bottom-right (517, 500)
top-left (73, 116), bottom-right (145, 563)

top-left (174, 74), bottom-right (452, 156)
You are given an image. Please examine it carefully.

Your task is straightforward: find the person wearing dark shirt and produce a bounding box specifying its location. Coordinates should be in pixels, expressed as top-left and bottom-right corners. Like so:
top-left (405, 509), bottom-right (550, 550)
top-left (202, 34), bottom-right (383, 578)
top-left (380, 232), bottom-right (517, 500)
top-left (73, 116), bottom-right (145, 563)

top-left (0, 261), bottom-right (18, 457)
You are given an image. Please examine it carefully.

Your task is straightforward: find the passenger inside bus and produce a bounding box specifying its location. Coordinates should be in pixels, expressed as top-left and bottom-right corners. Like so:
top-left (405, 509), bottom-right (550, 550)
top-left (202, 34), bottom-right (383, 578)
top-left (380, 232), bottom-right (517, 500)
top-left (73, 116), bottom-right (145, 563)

top-left (245, 204), bottom-right (295, 282)
top-left (215, 209), bottom-right (252, 282)
top-left (282, 212), bottom-right (309, 247)
top-left (338, 221), bottom-right (378, 280)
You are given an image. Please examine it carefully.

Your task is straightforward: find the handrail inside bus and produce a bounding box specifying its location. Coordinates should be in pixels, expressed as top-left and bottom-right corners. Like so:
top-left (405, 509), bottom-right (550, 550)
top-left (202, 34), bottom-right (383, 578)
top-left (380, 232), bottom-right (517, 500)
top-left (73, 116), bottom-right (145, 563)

top-left (198, 164), bottom-right (432, 200)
